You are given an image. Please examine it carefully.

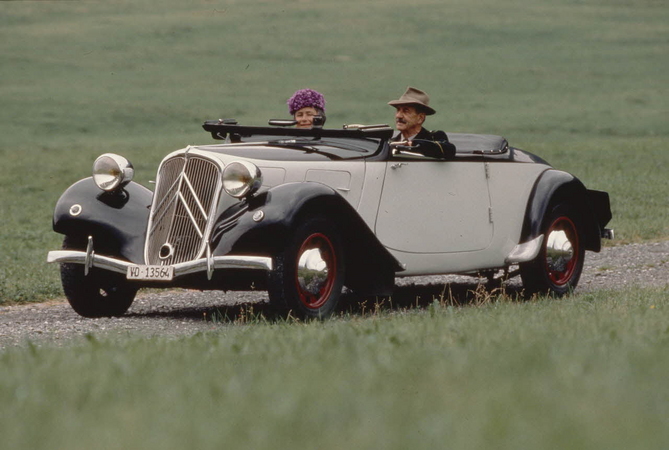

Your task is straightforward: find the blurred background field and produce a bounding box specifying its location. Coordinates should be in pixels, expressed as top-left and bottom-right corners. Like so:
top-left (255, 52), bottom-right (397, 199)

top-left (1, 0), bottom-right (667, 301)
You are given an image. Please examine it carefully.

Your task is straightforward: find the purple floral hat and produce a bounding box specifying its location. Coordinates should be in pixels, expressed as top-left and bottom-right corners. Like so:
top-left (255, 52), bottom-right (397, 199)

top-left (287, 89), bottom-right (326, 115)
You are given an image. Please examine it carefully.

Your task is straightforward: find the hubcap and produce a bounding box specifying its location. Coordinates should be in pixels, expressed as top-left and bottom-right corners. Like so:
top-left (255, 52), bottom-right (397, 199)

top-left (544, 217), bottom-right (579, 285)
top-left (295, 233), bottom-right (336, 309)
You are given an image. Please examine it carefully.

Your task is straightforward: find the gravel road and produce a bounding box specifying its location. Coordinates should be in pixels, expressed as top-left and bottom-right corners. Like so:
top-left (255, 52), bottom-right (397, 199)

top-left (1, 241), bottom-right (667, 349)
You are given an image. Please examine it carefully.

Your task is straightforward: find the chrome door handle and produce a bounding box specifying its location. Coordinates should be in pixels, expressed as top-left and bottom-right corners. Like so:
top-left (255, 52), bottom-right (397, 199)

top-left (391, 162), bottom-right (407, 170)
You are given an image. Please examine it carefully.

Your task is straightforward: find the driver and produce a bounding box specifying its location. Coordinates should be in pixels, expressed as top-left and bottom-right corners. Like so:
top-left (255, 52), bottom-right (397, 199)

top-left (287, 88), bottom-right (327, 128)
top-left (388, 86), bottom-right (456, 159)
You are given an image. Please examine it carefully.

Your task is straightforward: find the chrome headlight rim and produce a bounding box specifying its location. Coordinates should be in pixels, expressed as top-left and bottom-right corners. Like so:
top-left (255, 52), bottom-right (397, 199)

top-left (222, 161), bottom-right (263, 199)
top-left (92, 153), bottom-right (134, 192)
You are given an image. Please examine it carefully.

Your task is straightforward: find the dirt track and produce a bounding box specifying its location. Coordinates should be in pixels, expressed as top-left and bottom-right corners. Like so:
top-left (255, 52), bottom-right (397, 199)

top-left (1, 241), bottom-right (667, 350)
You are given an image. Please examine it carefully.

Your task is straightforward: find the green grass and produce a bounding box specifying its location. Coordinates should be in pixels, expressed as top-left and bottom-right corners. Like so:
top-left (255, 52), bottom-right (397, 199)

top-left (2, 288), bottom-right (669, 450)
top-left (1, 0), bottom-right (667, 304)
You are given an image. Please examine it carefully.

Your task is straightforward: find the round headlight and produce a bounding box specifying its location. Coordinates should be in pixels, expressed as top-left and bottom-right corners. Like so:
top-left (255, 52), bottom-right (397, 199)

top-left (92, 153), bottom-right (134, 192)
top-left (222, 161), bottom-right (263, 198)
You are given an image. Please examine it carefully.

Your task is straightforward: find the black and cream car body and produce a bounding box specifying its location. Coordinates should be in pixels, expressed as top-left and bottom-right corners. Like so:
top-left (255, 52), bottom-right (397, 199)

top-left (47, 120), bottom-right (613, 318)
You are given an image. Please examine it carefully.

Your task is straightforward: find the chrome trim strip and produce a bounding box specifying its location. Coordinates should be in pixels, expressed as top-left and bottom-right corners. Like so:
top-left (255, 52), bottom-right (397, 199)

top-left (182, 174), bottom-right (208, 218)
top-left (206, 245), bottom-right (214, 280)
top-left (504, 235), bottom-right (544, 264)
top-left (149, 180), bottom-right (180, 234)
top-left (177, 191), bottom-right (205, 238)
top-left (47, 251), bottom-right (273, 277)
top-left (85, 236), bottom-right (94, 276)
top-left (151, 174), bottom-right (181, 223)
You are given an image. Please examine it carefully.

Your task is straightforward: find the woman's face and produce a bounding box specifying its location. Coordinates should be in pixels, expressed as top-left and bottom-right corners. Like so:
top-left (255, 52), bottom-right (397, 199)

top-left (294, 106), bottom-right (319, 128)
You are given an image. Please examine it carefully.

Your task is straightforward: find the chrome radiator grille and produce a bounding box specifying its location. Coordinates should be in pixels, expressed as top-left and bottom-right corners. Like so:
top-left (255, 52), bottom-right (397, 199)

top-left (145, 153), bottom-right (223, 265)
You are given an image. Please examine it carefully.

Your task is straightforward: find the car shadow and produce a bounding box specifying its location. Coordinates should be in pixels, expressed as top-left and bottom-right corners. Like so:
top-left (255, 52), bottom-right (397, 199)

top-left (344, 278), bottom-right (526, 314)
top-left (127, 277), bottom-right (527, 324)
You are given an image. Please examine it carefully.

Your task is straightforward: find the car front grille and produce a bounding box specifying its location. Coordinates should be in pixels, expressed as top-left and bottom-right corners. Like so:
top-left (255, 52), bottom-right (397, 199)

top-left (145, 153), bottom-right (223, 265)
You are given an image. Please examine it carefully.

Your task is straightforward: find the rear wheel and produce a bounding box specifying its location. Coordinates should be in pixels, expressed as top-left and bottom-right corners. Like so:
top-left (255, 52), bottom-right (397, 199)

top-left (520, 204), bottom-right (585, 296)
top-left (60, 236), bottom-right (137, 318)
top-left (268, 216), bottom-right (345, 319)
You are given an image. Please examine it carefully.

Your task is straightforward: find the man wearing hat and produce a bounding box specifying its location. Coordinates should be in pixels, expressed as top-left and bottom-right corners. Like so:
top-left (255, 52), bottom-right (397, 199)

top-left (388, 86), bottom-right (456, 159)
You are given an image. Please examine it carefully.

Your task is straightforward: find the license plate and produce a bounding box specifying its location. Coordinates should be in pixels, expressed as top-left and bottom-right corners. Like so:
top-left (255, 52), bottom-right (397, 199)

top-left (127, 265), bottom-right (174, 281)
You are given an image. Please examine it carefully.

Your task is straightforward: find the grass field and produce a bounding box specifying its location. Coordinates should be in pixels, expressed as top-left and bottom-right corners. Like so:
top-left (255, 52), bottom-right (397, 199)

top-left (1, 2), bottom-right (668, 448)
top-left (2, 288), bottom-right (669, 450)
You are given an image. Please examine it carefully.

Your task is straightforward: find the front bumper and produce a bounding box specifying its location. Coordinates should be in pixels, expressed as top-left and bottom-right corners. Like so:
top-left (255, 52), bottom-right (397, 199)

top-left (47, 250), bottom-right (273, 279)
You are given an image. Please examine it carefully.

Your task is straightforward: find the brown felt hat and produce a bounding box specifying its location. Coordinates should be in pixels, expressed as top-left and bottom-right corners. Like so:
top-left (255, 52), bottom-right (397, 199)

top-left (388, 86), bottom-right (436, 115)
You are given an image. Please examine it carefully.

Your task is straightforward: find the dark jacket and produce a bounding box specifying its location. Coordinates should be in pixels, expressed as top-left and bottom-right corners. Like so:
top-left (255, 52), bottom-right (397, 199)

top-left (392, 128), bottom-right (457, 159)
top-left (413, 128), bottom-right (457, 159)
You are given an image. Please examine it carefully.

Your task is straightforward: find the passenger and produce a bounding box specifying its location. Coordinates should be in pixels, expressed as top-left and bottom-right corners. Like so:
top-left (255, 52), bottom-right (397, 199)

top-left (388, 86), bottom-right (456, 159)
top-left (287, 88), bottom-right (327, 128)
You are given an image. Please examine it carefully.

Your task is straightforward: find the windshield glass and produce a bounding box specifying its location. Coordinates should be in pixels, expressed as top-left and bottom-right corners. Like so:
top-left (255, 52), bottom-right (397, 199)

top-left (230, 135), bottom-right (386, 160)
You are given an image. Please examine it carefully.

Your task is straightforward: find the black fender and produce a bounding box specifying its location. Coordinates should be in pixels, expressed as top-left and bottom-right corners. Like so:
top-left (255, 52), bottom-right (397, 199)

top-left (210, 182), bottom-right (402, 295)
top-left (52, 178), bottom-right (153, 263)
top-left (521, 170), bottom-right (612, 252)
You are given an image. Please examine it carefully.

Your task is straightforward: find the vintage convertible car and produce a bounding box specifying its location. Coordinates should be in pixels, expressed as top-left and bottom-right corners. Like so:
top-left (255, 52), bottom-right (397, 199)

top-left (47, 120), bottom-right (613, 318)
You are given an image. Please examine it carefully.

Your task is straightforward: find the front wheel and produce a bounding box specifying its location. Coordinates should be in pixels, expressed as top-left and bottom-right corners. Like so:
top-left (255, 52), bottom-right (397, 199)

top-left (60, 236), bottom-right (137, 318)
top-left (268, 216), bottom-right (345, 319)
top-left (520, 204), bottom-right (585, 297)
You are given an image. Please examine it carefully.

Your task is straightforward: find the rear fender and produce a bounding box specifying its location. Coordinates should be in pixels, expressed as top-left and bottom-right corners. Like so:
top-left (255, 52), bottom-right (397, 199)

top-left (211, 182), bottom-right (401, 295)
top-left (52, 178), bottom-right (152, 263)
top-left (521, 170), bottom-right (610, 252)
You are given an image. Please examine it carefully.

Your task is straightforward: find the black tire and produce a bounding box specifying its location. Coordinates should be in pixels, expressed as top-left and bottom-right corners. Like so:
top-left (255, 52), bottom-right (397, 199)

top-left (60, 236), bottom-right (137, 318)
top-left (268, 216), bottom-right (345, 319)
top-left (520, 204), bottom-right (585, 297)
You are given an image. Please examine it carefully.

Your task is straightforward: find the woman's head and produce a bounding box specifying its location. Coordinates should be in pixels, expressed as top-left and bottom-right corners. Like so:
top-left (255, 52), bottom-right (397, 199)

top-left (287, 89), bottom-right (326, 128)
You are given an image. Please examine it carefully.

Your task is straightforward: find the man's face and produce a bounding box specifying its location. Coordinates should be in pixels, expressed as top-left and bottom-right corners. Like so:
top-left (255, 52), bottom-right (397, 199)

top-left (394, 105), bottom-right (425, 137)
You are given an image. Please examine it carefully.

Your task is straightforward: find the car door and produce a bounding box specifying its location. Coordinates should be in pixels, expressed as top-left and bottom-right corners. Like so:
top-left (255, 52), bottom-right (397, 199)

top-left (374, 159), bottom-right (493, 254)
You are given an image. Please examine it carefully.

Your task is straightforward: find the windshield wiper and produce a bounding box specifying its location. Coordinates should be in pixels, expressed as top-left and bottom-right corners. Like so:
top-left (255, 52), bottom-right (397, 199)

top-left (315, 139), bottom-right (372, 153)
top-left (269, 140), bottom-right (343, 160)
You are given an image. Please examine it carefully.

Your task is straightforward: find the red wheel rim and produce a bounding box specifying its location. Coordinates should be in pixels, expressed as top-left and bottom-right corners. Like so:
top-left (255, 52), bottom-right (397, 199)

top-left (543, 216), bottom-right (580, 286)
top-left (294, 232), bottom-right (337, 310)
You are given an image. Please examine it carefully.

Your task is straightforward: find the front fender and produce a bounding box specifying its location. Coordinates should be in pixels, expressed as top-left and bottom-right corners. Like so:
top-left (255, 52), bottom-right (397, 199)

top-left (521, 170), bottom-right (609, 252)
top-left (52, 178), bottom-right (152, 263)
top-left (210, 182), bottom-right (402, 295)
top-left (209, 182), bottom-right (336, 256)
